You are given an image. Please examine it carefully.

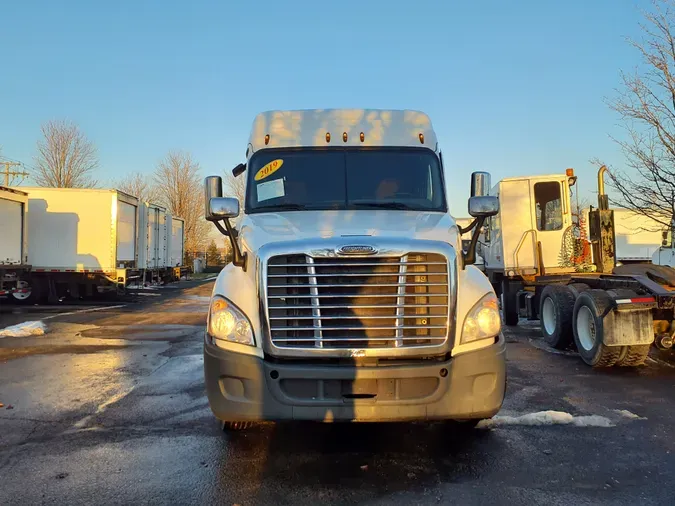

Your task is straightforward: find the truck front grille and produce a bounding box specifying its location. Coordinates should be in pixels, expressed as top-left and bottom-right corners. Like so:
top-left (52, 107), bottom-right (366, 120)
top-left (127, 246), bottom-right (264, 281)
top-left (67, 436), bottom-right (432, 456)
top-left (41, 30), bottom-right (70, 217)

top-left (266, 253), bottom-right (449, 350)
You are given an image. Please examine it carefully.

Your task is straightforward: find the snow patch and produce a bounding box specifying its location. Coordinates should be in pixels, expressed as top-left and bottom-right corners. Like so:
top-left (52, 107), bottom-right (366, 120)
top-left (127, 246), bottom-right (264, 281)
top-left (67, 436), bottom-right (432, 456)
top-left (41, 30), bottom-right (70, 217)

top-left (478, 410), bottom-right (614, 428)
top-left (614, 409), bottom-right (647, 420)
top-left (0, 321), bottom-right (47, 338)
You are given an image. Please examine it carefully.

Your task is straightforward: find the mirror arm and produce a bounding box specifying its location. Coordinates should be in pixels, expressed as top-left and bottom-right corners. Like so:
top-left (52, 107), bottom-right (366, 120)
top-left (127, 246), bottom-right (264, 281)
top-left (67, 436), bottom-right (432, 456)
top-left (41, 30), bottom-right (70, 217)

top-left (463, 216), bottom-right (486, 267)
top-left (214, 219), bottom-right (247, 270)
top-left (458, 218), bottom-right (479, 235)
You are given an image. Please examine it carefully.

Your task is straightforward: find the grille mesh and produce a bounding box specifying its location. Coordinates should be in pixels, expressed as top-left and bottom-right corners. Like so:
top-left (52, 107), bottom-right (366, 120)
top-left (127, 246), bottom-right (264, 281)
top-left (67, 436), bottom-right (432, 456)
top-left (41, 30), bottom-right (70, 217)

top-left (266, 253), bottom-right (449, 349)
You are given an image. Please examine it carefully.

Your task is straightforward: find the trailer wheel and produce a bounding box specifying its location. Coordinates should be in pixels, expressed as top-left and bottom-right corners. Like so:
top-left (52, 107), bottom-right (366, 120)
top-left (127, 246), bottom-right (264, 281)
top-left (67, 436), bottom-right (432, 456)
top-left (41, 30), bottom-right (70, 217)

top-left (539, 285), bottom-right (575, 349)
top-left (501, 280), bottom-right (520, 326)
top-left (11, 281), bottom-right (32, 303)
top-left (616, 345), bottom-right (650, 367)
top-left (572, 290), bottom-right (624, 367)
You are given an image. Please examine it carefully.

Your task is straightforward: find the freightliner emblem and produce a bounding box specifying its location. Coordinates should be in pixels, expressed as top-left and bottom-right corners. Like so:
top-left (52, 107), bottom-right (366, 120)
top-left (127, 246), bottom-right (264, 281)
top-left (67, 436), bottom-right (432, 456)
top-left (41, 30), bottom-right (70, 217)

top-left (336, 245), bottom-right (378, 256)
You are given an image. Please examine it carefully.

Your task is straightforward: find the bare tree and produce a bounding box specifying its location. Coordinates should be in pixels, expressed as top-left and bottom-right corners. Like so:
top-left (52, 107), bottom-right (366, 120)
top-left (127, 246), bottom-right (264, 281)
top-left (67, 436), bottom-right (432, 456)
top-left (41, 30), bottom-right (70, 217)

top-left (597, 0), bottom-right (675, 231)
top-left (116, 171), bottom-right (161, 203)
top-left (153, 151), bottom-right (209, 257)
top-left (223, 168), bottom-right (247, 209)
top-left (33, 120), bottom-right (98, 188)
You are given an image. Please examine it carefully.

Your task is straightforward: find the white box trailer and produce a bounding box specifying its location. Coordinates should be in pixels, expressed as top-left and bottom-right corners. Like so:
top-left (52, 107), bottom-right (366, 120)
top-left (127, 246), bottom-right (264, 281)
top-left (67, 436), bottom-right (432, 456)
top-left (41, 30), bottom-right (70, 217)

top-left (137, 202), bottom-right (167, 271)
top-left (0, 186), bottom-right (30, 298)
top-left (137, 202), bottom-right (189, 283)
top-left (581, 207), bottom-right (666, 263)
top-left (18, 187), bottom-right (141, 302)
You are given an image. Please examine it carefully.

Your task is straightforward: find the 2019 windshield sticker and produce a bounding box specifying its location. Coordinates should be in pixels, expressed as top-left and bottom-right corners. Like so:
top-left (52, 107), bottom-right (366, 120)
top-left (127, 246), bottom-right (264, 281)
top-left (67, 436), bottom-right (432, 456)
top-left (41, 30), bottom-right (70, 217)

top-left (254, 159), bottom-right (284, 181)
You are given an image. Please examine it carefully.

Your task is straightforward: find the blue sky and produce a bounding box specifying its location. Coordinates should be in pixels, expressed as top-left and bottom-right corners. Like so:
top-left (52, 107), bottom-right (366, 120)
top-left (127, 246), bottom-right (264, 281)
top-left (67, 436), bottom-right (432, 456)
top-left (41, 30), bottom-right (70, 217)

top-left (0, 0), bottom-right (649, 216)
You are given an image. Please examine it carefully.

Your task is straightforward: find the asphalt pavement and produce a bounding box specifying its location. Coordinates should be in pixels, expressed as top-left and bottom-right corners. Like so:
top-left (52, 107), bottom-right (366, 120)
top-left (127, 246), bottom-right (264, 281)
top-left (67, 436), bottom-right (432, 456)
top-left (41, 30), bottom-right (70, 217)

top-left (1, 280), bottom-right (674, 505)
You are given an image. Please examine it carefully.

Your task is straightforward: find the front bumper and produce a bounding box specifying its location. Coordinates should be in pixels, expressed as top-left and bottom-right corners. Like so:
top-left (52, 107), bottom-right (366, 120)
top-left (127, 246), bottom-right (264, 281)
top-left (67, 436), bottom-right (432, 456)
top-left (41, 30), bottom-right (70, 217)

top-left (204, 334), bottom-right (506, 422)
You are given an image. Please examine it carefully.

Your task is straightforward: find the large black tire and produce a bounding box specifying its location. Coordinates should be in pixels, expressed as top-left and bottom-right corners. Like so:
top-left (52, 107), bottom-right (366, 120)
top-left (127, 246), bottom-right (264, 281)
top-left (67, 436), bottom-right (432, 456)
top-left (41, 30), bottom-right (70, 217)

top-left (572, 290), bottom-right (625, 367)
top-left (567, 283), bottom-right (590, 298)
top-left (539, 285), bottom-right (575, 349)
top-left (616, 344), bottom-right (651, 367)
top-left (501, 280), bottom-right (520, 326)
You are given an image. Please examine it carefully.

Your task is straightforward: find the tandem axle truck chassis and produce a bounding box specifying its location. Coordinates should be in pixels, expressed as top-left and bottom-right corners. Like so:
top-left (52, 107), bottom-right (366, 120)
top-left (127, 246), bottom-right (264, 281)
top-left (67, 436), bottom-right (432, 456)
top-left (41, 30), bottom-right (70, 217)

top-left (500, 267), bottom-right (675, 367)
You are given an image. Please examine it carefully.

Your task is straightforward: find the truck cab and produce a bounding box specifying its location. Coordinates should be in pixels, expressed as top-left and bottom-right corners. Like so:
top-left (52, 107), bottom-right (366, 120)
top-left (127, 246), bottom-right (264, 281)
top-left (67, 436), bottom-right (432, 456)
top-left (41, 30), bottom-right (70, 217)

top-left (202, 109), bottom-right (504, 428)
top-left (481, 173), bottom-right (577, 285)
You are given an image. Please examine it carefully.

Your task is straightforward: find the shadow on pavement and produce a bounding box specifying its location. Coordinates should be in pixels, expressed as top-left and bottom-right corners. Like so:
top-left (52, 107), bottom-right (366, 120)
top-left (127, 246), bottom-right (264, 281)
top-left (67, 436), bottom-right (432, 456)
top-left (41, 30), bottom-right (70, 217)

top-left (212, 421), bottom-right (500, 503)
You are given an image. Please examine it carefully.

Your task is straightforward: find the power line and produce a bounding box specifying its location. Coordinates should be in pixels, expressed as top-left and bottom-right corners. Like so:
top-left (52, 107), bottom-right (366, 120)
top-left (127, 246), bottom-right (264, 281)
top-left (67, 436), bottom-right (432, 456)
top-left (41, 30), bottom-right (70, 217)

top-left (1, 161), bottom-right (30, 186)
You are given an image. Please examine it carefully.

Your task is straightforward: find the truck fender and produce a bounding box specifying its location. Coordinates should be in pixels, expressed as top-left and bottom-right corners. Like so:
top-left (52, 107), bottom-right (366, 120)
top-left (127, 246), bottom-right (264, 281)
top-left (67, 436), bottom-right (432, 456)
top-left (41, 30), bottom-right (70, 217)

top-left (453, 265), bottom-right (499, 356)
top-left (210, 264), bottom-right (264, 355)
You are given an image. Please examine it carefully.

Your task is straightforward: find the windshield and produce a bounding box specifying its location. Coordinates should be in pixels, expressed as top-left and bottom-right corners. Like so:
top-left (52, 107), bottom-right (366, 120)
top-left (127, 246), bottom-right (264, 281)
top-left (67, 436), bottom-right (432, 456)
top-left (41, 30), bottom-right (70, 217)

top-left (245, 148), bottom-right (446, 213)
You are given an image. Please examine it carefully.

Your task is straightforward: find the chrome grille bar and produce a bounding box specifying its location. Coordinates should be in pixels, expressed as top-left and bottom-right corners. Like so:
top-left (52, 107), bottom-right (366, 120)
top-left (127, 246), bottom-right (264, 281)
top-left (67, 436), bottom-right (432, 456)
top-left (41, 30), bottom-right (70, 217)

top-left (266, 251), bottom-right (450, 353)
top-left (306, 256), bottom-right (323, 349)
top-left (394, 254), bottom-right (408, 347)
top-left (269, 262), bottom-right (446, 268)
top-left (268, 282), bottom-right (446, 288)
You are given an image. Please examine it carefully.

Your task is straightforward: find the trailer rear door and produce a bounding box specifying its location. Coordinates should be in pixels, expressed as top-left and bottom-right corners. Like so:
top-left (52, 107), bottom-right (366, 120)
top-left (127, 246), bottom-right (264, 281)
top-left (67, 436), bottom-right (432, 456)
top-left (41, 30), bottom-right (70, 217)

top-left (148, 207), bottom-right (159, 269)
top-left (0, 197), bottom-right (24, 264)
top-left (170, 218), bottom-right (184, 267)
top-left (116, 200), bottom-right (137, 262)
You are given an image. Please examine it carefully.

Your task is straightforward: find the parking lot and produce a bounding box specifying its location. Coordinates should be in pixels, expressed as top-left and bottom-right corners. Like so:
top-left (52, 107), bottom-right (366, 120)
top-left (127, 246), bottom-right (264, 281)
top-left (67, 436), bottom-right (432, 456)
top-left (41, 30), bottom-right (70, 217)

top-left (1, 279), bottom-right (674, 505)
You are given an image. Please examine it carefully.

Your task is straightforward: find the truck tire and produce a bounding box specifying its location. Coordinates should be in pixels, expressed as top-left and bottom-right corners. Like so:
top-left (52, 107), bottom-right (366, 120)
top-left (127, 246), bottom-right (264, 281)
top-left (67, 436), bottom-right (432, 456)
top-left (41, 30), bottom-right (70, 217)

top-left (539, 285), bottom-right (575, 349)
top-left (616, 345), bottom-right (651, 367)
top-left (572, 290), bottom-right (624, 367)
top-left (567, 283), bottom-right (590, 298)
top-left (501, 280), bottom-right (519, 326)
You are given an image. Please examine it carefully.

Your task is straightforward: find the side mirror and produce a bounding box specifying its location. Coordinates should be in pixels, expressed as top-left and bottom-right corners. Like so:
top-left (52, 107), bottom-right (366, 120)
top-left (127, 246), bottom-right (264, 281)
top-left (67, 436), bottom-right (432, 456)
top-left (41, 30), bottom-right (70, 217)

top-left (468, 195), bottom-right (499, 217)
top-left (470, 171), bottom-right (491, 197)
top-left (209, 197), bottom-right (240, 219)
top-left (205, 176), bottom-right (223, 222)
top-left (204, 175), bottom-right (247, 270)
top-left (232, 163), bottom-right (246, 178)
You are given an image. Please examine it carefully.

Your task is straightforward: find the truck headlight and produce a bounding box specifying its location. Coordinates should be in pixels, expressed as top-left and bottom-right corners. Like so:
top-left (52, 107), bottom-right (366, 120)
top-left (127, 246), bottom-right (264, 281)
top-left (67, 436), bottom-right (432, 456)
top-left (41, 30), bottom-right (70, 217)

top-left (461, 293), bottom-right (501, 343)
top-left (208, 296), bottom-right (255, 346)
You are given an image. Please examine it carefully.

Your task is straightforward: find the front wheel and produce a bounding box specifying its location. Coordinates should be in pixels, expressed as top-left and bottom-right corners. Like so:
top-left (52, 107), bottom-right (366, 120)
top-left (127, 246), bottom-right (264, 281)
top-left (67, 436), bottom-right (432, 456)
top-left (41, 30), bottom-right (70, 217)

top-left (572, 290), bottom-right (624, 367)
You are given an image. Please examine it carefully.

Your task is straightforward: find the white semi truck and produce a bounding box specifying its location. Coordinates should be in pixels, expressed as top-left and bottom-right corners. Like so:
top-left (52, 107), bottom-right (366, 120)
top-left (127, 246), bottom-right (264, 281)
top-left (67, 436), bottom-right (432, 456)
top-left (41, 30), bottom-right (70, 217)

top-left (0, 186), bottom-right (30, 298)
top-left (202, 109), bottom-right (505, 429)
top-left (480, 167), bottom-right (675, 367)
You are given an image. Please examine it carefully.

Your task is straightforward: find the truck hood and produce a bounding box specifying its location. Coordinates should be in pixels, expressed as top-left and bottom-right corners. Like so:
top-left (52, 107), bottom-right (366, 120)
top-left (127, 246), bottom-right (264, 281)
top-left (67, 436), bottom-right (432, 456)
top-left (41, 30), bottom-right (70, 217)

top-left (239, 210), bottom-right (457, 254)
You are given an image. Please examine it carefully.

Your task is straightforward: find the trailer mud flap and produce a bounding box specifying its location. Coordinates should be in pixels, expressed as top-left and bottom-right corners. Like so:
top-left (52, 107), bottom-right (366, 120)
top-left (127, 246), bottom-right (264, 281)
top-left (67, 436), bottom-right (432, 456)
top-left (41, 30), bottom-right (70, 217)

top-left (602, 308), bottom-right (654, 346)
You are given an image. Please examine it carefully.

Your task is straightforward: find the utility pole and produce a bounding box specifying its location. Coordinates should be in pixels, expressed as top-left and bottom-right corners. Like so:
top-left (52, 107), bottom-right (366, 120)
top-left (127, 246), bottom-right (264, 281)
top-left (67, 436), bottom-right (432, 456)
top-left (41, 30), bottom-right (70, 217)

top-left (1, 161), bottom-right (29, 186)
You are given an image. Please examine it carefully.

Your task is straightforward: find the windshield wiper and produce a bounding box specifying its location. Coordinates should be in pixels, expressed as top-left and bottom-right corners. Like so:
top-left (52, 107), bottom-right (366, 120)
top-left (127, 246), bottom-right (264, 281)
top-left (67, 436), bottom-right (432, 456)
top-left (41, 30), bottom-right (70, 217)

top-left (350, 202), bottom-right (418, 210)
top-left (253, 203), bottom-right (308, 212)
